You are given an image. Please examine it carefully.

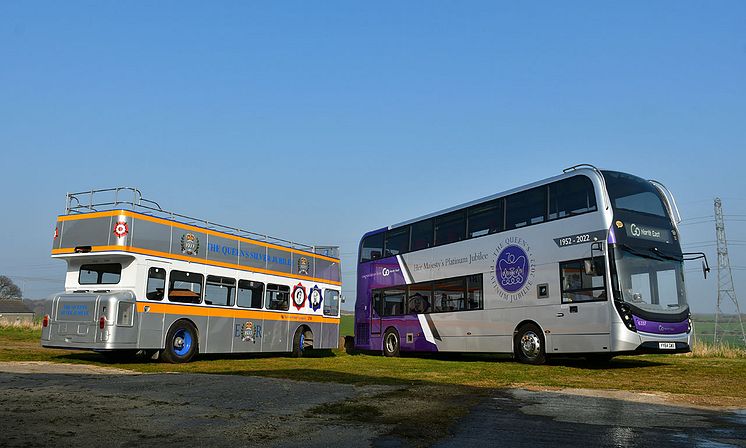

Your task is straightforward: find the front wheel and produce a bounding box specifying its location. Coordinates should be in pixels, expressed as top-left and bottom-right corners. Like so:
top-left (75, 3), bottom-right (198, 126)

top-left (383, 328), bottom-right (400, 357)
top-left (514, 323), bottom-right (546, 365)
top-left (161, 320), bottom-right (198, 363)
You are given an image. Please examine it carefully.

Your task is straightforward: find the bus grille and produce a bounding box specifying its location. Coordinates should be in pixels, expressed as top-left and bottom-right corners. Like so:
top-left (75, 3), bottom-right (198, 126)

top-left (356, 323), bottom-right (370, 345)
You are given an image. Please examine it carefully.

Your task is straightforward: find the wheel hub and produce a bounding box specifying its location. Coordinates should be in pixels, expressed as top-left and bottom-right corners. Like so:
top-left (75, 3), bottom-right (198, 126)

top-left (520, 331), bottom-right (541, 358)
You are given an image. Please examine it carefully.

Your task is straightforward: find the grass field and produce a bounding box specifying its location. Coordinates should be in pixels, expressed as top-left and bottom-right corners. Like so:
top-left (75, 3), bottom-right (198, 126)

top-left (3, 323), bottom-right (746, 405)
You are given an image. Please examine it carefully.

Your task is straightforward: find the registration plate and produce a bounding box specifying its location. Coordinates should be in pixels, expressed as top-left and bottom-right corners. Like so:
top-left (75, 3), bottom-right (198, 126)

top-left (658, 342), bottom-right (676, 350)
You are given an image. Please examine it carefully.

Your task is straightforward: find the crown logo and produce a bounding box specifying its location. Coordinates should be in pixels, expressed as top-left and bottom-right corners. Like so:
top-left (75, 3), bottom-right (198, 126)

top-left (498, 252), bottom-right (526, 287)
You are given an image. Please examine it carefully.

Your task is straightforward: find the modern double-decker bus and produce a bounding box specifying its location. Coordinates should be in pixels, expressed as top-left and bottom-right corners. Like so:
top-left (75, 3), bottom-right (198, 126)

top-left (354, 165), bottom-right (708, 364)
top-left (41, 187), bottom-right (341, 363)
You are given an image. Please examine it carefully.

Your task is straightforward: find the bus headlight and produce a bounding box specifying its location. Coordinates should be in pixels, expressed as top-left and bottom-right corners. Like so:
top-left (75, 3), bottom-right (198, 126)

top-left (615, 302), bottom-right (637, 332)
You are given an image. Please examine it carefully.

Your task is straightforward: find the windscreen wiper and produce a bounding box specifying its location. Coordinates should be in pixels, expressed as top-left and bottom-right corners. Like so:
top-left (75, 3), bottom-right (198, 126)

top-left (617, 244), bottom-right (666, 261)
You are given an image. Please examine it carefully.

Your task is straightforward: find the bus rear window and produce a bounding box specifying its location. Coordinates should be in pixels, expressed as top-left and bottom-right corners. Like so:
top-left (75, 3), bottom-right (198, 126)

top-left (79, 264), bottom-right (122, 285)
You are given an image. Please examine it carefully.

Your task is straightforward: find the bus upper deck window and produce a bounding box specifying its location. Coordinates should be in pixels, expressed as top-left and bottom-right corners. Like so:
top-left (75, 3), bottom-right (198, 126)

top-left (360, 233), bottom-right (384, 263)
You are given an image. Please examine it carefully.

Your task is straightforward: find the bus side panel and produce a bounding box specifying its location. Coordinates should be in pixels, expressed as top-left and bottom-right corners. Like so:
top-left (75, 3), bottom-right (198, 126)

top-left (138, 307), bottom-right (165, 349)
top-left (263, 319), bottom-right (290, 352)
top-left (205, 314), bottom-right (234, 353)
top-left (320, 321), bottom-right (339, 349)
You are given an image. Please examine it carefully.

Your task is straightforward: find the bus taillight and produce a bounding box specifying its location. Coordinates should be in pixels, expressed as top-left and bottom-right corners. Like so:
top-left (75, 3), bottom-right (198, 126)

top-left (99, 316), bottom-right (106, 330)
top-left (42, 315), bottom-right (49, 328)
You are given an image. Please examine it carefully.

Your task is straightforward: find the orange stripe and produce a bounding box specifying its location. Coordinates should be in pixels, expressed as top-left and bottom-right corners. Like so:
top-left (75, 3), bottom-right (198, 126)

top-left (135, 302), bottom-right (340, 323)
top-left (51, 245), bottom-right (342, 286)
top-left (57, 210), bottom-right (340, 263)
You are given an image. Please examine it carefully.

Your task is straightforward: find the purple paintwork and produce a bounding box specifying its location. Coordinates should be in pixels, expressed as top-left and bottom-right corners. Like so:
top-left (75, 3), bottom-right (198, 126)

top-left (354, 237), bottom-right (438, 352)
top-left (607, 227), bottom-right (617, 244)
top-left (633, 315), bottom-right (689, 334)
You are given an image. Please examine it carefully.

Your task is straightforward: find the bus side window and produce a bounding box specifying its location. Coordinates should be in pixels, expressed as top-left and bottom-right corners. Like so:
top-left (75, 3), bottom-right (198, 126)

top-left (146, 267), bottom-right (166, 301)
top-left (506, 186), bottom-right (547, 229)
top-left (468, 199), bottom-right (503, 238)
top-left (168, 270), bottom-right (203, 304)
top-left (324, 290), bottom-right (340, 316)
top-left (372, 291), bottom-right (383, 316)
top-left (204, 275), bottom-right (236, 306)
top-left (266, 284), bottom-right (290, 311)
top-left (548, 176), bottom-right (598, 220)
top-left (237, 280), bottom-right (264, 309)
top-left (360, 233), bottom-right (384, 263)
top-left (560, 259), bottom-right (606, 303)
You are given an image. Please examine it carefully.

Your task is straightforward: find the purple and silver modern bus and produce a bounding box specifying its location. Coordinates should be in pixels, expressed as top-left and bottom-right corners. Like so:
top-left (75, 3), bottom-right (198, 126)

top-left (354, 165), bottom-right (708, 364)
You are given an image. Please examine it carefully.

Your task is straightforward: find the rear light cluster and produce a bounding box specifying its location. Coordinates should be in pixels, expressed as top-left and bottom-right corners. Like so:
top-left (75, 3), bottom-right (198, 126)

top-left (42, 315), bottom-right (49, 328)
top-left (99, 316), bottom-right (107, 330)
top-left (615, 302), bottom-right (637, 332)
top-left (688, 314), bottom-right (692, 334)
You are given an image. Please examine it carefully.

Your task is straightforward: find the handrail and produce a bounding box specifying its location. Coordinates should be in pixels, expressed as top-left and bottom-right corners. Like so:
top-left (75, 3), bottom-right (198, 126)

top-left (63, 187), bottom-right (336, 255)
top-left (562, 164), bottom-right (611, 210)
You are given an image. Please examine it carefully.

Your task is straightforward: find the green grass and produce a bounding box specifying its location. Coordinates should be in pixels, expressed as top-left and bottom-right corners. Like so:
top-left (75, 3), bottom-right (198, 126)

top-left (340, 314), bottom-right (354, 337)
top-left (4, 325), bottom-right (746, 407)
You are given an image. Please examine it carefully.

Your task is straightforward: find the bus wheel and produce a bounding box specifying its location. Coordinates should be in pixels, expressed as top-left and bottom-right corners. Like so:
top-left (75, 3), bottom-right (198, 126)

top-left (383, 328), bottom-right (400, 357)
top-left (292, 327), bottom-right (312, 358)
top-left (514, 324), bottom-right (546, 365)
top-left (161, 320), bottom-right (198, 363)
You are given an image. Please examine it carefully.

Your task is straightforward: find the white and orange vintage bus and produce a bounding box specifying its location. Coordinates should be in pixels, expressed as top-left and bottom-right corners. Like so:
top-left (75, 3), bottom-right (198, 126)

top-left (41, 188), bottom-right (341, 363)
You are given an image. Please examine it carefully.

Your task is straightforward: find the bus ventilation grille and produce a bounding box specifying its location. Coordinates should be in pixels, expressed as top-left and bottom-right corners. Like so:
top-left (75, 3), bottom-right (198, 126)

top-left (356, 323), bottom-right (370, 345)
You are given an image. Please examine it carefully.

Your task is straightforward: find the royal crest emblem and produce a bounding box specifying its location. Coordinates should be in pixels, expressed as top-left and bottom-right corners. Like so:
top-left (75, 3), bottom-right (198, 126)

top-left (490, 237), bottom-right (535, 302)
top-left (292, 283), bottom-right (307, 310)
top-left (309, 285), bottom-right (323, 312)
top-left (237, 321), bottom-right (262, 343)
top-left (181, 233), bottom-right (200, 256)
top-left (298, 256), bottom-right (310, 275)
top-left (113, 221), bottom-right (129, 238)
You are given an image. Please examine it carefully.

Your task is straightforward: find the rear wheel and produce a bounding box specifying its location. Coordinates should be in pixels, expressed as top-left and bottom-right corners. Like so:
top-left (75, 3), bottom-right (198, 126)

top-left (514, 323), bottom-right (546, 365)
top-left (292, 326), bottom-right (313, 357)
top-left (383, 328), bottom-right (400, 357)
top-left (161, 320), bottom-right (198, 363)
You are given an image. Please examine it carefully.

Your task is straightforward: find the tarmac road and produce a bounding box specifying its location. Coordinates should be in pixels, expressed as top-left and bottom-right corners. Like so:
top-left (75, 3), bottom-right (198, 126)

top-left (1, 362), bottom-right (745, 447)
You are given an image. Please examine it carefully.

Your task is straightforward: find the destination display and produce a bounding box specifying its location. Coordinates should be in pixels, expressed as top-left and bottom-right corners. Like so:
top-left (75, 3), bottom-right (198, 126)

top-left (624, 222), bottom-right (673, 244)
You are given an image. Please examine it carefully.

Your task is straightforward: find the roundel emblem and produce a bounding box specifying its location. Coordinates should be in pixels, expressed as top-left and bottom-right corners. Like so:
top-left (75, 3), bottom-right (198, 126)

top-left (292, 283), bottom-right (307, 310)
top-left (309, 285), bottom-right (323, 311)
top-left (496, 245), bottom-right (529, 293)
top-left (113, 221), bottom-right (129, 238)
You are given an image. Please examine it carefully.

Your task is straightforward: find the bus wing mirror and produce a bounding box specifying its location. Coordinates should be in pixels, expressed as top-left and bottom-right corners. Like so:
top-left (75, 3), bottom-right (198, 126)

top-left (703, 261), bottom-right (710, 280)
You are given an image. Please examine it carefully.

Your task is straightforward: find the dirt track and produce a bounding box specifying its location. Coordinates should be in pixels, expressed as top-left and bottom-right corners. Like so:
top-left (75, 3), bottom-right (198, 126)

top-left (0, 362), bottom-right (393, 447)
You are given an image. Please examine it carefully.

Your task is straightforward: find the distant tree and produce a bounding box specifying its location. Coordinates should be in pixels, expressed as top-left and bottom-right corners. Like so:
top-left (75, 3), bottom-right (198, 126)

top-left (0, 276), bottom-right (22, 299)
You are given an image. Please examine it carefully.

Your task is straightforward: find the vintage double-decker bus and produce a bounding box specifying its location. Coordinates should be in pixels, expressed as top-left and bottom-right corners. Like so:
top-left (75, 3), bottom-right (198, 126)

top-left (354, 165), bottom-right (708, 364)
top-left (41, 188), bottom-right (341, 362)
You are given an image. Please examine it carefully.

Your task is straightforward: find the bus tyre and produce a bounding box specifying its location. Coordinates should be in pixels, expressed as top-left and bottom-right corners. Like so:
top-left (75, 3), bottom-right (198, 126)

top-left (292, 327), bottom-right (312, 358)
top-left (383, 328), bottom-right (400, 357)
top-left (161, 320), bottom-right (198, 363)
top-left (515, 323), bottom-right (546, 365)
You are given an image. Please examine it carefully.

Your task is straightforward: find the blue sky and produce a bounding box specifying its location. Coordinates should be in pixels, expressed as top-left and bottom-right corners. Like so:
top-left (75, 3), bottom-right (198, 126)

top-left (1, 2), bottom-right (744, 313)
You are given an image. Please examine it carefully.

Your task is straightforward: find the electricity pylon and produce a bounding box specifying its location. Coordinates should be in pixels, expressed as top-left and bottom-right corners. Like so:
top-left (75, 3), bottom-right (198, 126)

top-left (713, 198), bottom-right (746, 345)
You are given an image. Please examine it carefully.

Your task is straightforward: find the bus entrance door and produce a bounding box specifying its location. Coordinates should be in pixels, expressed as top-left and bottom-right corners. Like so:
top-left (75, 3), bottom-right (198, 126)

top-left (371, 291), bottom-right (383, 335)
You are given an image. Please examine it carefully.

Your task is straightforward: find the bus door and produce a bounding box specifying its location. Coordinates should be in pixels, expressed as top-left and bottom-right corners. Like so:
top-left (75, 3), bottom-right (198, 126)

top-left (371, 290), bottom-right (383, 335)
top-left (551, 257), bottom-right (611, 353)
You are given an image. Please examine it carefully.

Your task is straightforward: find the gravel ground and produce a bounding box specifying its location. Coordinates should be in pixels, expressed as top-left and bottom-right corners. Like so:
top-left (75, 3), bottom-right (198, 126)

top-left (0, 362), bottom-right (394, 447)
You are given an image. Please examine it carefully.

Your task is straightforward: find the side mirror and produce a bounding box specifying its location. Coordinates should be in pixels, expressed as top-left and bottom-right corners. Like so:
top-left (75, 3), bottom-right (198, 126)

top-left (702, 261), bottom-right (710, 279)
